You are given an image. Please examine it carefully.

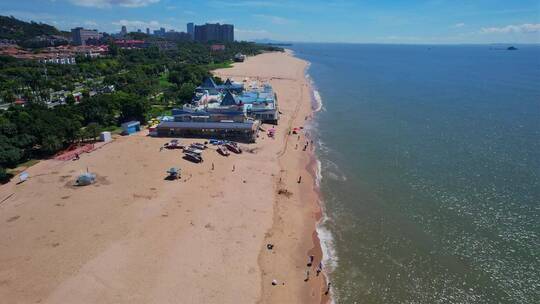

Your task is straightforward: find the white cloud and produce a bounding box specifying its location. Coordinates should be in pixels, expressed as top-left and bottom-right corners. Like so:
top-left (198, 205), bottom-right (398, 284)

top-left (4, 10), bottom-right (56, 21)
top-left (235, 28), bottom-right (269, 34)
top-left (234, 28), bottom-right (271, 40)
top-left (210, 1), bottom-right (277, 8)
top-left (253, 14), bottom-right (291, 25)
top-left (453, 22), bottom-right (466, 28)
top-left (84, 20), bottom-right (98, 27)
top-left (69, 0), bottom-right (160, 8)
top-left (480, 23), bottom-right (540, 34)
top-left (112, 19), bottom-right (171, 30)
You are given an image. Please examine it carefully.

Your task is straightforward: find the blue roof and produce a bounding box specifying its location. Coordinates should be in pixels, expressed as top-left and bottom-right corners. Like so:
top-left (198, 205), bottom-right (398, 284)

top-left (121, 120), bottom-right (140, 127)
top-left (221, 91), bottom-right (239, 106)
top-left (201, 77), bottom-right (217, 89)
top-left (158, 121), bottom-right (257, 131)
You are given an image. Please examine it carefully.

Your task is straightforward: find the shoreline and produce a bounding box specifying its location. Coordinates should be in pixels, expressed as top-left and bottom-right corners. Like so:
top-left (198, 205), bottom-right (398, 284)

top-left (217, 51), bottom-right (332, 303)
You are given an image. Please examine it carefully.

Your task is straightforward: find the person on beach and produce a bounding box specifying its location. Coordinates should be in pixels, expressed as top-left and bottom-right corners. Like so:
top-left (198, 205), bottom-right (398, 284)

top-left (232, 165), bottom-right (235, 172)
top-left (304, 270), bottom-right (310, 282)
top-left (212, 162), bottom-right (214, 170)
top-left (307, 255), bottom-right (314, 267)
top-left (325, 282), bottom-right (331, 295)
top-left (316, 262), bottom-right (323, 276)
top-left (298, 176), bottom-right (302, 183)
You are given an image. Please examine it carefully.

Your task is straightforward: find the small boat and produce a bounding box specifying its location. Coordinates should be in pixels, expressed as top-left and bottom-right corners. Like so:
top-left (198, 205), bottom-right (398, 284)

top-left (164, 142), bottom-right (183, 149)
top-left (217, 145), bottom-right (230, 156)
top-left (190, 143), bottom-right (207, 150)
top-left (183, 147), bottom-right (202, 156)
top-left (184, 152), bottom-right (203, 163)
top-left (224, 142), bottom-right (242, 154)
top-left (164, 139), bottom-right (183, 149)
top-left (209, 139), bottom-right (224, 145)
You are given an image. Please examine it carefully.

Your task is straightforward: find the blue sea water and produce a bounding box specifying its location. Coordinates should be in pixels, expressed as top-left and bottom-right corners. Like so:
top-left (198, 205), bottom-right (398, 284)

top-left (290, 44), bottom-right (540, 303)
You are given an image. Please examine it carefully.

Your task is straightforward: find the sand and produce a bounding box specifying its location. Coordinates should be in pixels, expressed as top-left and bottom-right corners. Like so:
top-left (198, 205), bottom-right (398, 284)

top-left (0, 51), bottom-right (327, 303)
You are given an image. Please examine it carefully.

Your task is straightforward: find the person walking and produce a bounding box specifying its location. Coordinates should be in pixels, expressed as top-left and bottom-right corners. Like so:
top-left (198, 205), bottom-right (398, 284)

top-left (307, 255), bottom-right (314, 267)
top-left (316, 262), bottom-right (323, 276)
top-left (304, 270), bottom-right (310, 282)
top-left (325, 282), bottom-right (331, 295)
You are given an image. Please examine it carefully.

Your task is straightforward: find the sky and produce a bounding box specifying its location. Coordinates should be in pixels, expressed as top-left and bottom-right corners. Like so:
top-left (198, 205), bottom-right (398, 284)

top-left (1, 0), bottom-right (540, 44)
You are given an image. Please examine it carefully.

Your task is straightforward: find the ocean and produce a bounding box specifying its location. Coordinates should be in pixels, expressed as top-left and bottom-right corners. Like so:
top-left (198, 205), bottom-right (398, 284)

top-left (290, 44), bottom-right (540, 303)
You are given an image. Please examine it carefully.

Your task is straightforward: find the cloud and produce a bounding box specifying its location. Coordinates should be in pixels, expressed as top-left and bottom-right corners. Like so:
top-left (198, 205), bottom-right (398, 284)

top-left (4, 10), bottom-right (56, 22)
top-left (84, 20), bottom-right (98, 27)
top-left (480, 23), bottom-right (540, 34)
top-left (209, 1), bottom-right (277, 8)
top-left (453, 23), bottom-right (465, 28)
top-left (112, 19), bottom-right (170, 30)
top-left (235, 28), bottom-right (269, 35)
top-left (253, 14), bottom-right (291, 25)
top-left (69, 0), bottom-right (160, 8)
top-left (234, 28), bottom-right (273, 40)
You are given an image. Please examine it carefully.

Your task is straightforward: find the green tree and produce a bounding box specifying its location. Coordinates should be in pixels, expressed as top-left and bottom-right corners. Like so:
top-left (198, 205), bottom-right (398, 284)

top-left (0, 137), bottom-right (22, 167)
top-left (65, 94), bottom-right (76, 105)
top-left (109, 42), bottom-right (119, 57)
top-left (0, 166), bottom-right (12, 184)
top-left (178, 82), bottom-right (196, 104)
top-left (84, 122), bottom-right (101, 141)
top-left (41, 135), bottom-right (62, 155)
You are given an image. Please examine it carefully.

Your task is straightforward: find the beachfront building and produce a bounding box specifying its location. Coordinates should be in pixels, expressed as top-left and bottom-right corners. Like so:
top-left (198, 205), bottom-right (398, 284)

top-left (195, 77), bottom-right (244, 95)
top-left (155, 78), bottom-right (278, 142)
top-left (239, 83), bottom-right (279, 124)
top-left (156, 121), bottom-right (259, 143)
top-left (193, 79), bottom-right (279, 124)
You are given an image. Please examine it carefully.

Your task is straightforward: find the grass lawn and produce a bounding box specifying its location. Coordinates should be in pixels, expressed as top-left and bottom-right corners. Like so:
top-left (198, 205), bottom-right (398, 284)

top-left (7, 159), bottom-right (40, 175)
top-left (206, 60), bottom-right (233, 70)
top-left (149, 105), bottom-right (173, 118)
top-left (159, 72), bottom-right (174, 89)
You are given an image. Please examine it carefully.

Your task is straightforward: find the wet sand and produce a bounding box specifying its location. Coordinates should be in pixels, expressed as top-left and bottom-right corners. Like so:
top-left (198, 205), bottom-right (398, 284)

top-left (0, 51), bottom-right (326, 303)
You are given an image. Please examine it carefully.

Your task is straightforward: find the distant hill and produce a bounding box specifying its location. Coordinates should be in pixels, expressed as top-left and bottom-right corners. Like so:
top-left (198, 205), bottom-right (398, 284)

top-left (0, 15), bottom-right (66, 41)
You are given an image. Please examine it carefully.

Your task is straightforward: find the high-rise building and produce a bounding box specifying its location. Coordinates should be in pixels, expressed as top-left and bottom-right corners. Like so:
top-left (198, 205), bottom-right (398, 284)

top-left (187, 22), bottom-right (194, 39)
top-left (219, 24), bottom-right (234, 42)
top-left (71, 27), bottom-right (102, 46)
top-left (146, 28), bottom-right (150, 35)
top-left (193, 23), bottom-right (234, 42)
top-left (153, 27), bottom-right (166, 37)
top-left (120, 25), bottom-right (127, 36)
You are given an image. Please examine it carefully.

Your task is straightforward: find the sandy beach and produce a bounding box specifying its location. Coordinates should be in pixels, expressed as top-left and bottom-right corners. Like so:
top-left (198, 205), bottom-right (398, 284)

top-left (0, 51), bottom-right (327, 303)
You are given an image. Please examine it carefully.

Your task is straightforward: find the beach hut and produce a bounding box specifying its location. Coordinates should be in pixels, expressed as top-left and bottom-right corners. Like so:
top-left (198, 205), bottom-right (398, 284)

top-left (100, 131), bottom-right (112, 142)
top-left (121, 121), bottom-right (141, 135)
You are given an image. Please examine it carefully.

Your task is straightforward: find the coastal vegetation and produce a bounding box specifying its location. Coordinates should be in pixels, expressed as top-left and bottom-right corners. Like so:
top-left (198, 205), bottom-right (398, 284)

top-left (0, 16), bottom-right (283, 182)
